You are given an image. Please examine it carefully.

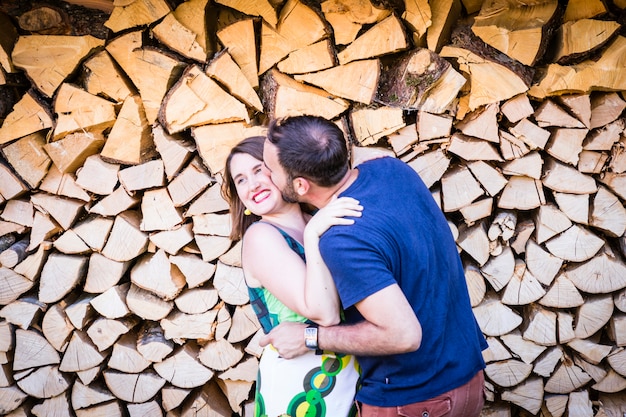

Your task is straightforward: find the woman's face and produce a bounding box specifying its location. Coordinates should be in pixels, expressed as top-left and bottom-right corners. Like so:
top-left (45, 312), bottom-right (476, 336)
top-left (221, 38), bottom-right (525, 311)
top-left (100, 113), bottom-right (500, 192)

top-left (229, 152), bottom-right (286, 216)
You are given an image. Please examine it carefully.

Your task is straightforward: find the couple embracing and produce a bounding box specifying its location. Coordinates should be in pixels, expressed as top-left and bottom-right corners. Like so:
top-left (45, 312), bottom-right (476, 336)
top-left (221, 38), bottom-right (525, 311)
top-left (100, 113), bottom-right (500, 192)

top-left (222, 115), bottom-right (487, 417)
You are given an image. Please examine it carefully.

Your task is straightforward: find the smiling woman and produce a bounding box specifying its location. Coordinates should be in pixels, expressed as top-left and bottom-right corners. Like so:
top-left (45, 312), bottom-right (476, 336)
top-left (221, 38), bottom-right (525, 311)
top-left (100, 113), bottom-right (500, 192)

top-left (222, 136), bottom-right (268, 240)
top-left (221, 136), bottom-right (362, 417)
top-left (231, 154), bottom-right (276, 215)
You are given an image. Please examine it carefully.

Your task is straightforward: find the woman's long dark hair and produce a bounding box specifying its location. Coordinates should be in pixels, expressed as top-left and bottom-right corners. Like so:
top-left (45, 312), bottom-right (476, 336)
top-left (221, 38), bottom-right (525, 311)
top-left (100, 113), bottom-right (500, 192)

top-left (221, 136), bottom-right (265, 240)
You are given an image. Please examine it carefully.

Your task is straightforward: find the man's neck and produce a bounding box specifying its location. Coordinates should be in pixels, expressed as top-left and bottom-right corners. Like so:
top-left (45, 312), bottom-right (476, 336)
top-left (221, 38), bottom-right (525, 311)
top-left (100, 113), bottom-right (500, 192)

top-left (310, 168), bottom-right (359, 208)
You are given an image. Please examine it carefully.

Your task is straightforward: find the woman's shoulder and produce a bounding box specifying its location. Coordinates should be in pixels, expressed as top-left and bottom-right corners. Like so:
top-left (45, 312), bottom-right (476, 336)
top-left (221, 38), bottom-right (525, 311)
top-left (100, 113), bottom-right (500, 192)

top-left (243, 221), bottom-right (285, 243)
top-left (241, 222), bottom-right (292, 286)
top-left (243, 221), bottom-right (300, 253)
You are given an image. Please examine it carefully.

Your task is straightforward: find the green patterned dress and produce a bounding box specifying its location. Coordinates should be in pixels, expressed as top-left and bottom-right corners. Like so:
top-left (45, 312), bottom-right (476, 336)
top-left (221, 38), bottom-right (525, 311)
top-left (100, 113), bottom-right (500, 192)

top-left (248, 224), bottom-right (360, 417)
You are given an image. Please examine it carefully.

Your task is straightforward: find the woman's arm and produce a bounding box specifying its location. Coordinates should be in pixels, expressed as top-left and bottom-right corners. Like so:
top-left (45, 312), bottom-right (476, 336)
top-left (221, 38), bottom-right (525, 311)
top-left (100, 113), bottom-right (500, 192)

top-left (301, 197), bottom-right (362, 325)
top-left (241, 197), bottom-right (362, 326)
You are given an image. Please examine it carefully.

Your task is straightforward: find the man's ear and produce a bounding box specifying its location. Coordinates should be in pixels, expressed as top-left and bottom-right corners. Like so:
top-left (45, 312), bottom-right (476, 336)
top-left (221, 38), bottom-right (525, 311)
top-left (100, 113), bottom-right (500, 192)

top-left (292, 177), bottom-right (310, 196)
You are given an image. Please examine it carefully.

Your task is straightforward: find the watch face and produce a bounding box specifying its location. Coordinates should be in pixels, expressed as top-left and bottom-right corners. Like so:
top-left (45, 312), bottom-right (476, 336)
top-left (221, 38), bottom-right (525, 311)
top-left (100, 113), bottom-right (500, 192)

top-left (304, 326), bottom-right (318, 349)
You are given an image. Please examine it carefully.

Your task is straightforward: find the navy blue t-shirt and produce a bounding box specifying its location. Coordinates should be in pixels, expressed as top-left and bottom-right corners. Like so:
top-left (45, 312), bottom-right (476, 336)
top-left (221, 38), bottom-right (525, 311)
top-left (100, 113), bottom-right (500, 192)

top-left (320, 157), bottom-right (487, 406)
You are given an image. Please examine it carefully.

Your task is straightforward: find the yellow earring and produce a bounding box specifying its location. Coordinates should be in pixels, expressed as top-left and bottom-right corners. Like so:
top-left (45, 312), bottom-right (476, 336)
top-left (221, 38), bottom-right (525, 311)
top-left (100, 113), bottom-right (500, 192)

top-left (244, 208), bottom-right (251, 216)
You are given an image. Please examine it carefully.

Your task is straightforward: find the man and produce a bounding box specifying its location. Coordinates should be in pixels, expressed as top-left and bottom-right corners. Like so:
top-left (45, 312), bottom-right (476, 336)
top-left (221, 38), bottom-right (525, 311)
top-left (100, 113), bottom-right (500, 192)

top-left (261, 115), bottom-right (487, 417)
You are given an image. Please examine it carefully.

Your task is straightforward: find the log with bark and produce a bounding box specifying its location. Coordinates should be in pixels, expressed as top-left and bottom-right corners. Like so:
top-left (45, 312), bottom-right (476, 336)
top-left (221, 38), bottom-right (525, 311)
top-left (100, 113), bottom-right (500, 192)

top-left (1, 0), bottom-right (626, 416)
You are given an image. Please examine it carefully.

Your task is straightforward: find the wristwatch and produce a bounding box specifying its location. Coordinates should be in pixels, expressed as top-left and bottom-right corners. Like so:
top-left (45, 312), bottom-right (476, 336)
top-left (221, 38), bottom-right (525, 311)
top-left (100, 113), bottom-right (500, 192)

top-left (304, 325), bottom-right (319, 350)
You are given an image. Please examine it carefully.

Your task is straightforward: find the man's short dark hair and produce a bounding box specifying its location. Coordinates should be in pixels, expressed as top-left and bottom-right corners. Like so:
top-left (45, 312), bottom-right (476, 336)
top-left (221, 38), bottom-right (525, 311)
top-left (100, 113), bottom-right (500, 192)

top-left (267, 115), bottom-right (349, 187)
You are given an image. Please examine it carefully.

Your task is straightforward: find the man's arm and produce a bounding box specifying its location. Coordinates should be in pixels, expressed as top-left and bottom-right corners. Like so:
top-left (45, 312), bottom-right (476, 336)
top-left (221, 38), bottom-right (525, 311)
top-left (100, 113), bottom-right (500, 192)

top-left (259, 284), bottom-right (422, 358)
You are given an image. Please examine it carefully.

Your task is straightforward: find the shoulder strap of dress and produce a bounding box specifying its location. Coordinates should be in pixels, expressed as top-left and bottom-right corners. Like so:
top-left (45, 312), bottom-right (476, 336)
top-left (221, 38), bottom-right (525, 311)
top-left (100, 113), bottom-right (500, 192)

top-left (255, 221), bottom-right (305, 260)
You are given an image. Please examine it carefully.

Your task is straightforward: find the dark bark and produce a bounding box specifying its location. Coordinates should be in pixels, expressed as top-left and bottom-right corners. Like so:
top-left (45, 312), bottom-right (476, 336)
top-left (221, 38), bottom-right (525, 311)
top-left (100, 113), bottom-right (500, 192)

top-left (0, 0), bottom-right (110, 38)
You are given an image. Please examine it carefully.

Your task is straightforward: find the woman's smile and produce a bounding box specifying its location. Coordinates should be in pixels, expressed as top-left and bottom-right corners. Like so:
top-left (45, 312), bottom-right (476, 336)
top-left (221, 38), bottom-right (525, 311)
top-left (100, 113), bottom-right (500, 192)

top-left (252, 189), bottom-right (271, 204)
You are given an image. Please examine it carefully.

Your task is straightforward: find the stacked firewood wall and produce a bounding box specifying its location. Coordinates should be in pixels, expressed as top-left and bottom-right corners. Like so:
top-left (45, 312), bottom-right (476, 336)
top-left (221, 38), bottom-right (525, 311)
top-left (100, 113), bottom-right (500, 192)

top-left (1, 0), bottom-right (625, 415)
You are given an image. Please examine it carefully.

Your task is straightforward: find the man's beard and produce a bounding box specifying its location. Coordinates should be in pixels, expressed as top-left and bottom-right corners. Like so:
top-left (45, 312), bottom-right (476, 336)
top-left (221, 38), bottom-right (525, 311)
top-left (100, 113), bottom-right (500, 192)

top-left (280, 181), bottom-right (299, 204)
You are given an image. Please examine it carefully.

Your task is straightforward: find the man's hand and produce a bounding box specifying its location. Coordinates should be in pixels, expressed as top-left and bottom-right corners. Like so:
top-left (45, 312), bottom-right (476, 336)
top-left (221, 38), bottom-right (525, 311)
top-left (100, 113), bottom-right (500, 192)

top-left (259, 322), bottom-right (310, 359)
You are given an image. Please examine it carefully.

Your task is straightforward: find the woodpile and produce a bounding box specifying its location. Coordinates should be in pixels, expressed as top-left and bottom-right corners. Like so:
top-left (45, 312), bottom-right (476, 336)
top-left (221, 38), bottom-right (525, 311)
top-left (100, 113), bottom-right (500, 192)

top-left (0, 0), bottom-right (625, 415)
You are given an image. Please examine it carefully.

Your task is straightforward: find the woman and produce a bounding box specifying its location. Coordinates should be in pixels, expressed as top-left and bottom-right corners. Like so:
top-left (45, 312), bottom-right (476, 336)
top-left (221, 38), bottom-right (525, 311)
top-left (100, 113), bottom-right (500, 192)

top-left (222, 136), bottom-right (361, 417)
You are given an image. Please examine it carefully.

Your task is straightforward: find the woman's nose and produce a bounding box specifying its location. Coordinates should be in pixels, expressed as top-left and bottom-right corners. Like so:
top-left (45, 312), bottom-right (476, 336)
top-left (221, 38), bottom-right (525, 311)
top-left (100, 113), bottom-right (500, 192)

top-left (249, 175), bottom-right (261, 189)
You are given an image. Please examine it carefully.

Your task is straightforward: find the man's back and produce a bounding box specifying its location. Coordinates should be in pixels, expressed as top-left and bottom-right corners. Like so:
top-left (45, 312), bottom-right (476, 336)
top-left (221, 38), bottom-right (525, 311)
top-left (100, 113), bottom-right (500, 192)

top-left (320, 157), bottom-right (487, 406)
